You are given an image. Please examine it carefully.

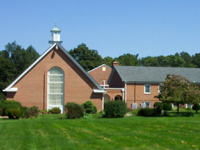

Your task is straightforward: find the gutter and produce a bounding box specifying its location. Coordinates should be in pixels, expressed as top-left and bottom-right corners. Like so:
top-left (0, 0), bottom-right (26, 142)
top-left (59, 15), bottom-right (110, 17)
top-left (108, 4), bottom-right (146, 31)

top-left (3, 88), bottom-right (18, 92)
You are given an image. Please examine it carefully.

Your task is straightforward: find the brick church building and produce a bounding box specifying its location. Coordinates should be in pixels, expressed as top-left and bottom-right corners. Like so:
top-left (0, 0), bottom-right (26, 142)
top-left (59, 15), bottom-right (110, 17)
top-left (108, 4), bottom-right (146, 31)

top-left (3, 25), bottom-right (200, 112)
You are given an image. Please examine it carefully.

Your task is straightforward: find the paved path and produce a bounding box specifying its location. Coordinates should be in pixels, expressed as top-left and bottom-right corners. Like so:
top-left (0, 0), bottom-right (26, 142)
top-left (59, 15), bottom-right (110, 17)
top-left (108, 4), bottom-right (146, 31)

top-left (0, 116), bottom-right (9, 118)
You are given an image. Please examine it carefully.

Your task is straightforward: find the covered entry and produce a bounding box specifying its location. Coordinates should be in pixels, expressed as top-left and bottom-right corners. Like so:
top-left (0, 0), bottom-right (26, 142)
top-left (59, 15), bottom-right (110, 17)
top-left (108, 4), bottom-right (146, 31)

top-left (104, 94), bottom-right (110, 103)
top-left (115, 95), bottom-right (122, 101)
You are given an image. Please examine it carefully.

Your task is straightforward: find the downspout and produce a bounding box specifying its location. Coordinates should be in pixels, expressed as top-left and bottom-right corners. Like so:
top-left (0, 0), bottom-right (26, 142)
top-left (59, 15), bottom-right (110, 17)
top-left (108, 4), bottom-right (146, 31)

top-left (122, 88), bottom-right (125, 101)
top-left (125, 82), bottom-right (127, 103)
top-left (134, 82), bottom-right (136, 103)
top-left (102, 91), bottom-right (107, 110)
top-left (102, 94), bottom-right (104, 110)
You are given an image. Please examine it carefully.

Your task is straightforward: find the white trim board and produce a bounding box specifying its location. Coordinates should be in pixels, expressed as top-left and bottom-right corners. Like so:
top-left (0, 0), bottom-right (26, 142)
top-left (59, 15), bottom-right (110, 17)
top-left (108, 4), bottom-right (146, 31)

top-left (3, 43), bottom-right (57, 92)
top-left (3, 43), bottom-right (105, 93)
top-left (88, 64), bottom-right (112, 73)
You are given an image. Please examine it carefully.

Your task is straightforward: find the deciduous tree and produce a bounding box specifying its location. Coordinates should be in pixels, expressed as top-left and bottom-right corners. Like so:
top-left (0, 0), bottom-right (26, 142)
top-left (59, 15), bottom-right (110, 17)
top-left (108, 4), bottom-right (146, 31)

top-left (155, 74), bottom-right (191, 115)
top-left (69, 43), bottom-right (103, 71)
top-left (116, 53), bottom-right (139, 66)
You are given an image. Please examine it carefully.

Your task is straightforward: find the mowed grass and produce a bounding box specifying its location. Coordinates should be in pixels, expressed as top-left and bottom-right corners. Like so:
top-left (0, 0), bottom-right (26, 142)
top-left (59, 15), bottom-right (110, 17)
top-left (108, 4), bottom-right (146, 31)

top-left (0, 114), bottom-right (200, 150)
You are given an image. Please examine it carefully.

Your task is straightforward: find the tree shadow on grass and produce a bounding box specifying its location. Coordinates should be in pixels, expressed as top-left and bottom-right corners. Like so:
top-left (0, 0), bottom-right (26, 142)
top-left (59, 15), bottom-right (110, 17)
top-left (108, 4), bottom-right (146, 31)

top-left (163, 111), bottom-right (194, 117)
top-left (0, 118), bottom-right (9, 120)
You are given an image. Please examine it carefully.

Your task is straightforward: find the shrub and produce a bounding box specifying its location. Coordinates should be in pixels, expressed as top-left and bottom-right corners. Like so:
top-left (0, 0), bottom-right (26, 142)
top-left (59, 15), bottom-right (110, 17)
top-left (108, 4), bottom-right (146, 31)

top-left (23, 106), bottom-right (40, 118)
top-left (163, 103), bottom-right (172, 111)
top-left (65, 102), bottom-right (84, 119)
top-left (98, 110), bottom-right (104, 114)
top-left (138, 108), bottom-right (157, 117)
top-left (41, 109), bottom-right (47, 114)
top-left (0, 100), bottom-right (22, 116)
top-left (21, 106), bottom-right (29, 118)
top-left (154, 102), bottom-right (163, 115)
top-left (7, 108), bottom-right (21, 119)
top-left (82, 112), bottom-right (93, 119)
top-left (104, 100), bottom-right (127, 118)
top-left (192, 104), bottom-right (200, 113)
top-left (0, 108), bottom-right (3, 116)
top-left (0, 100), bottom-right (5, 115)
top-left (82, 101), bottom-right (97, 114)
top-left (185, 107), bottom-right (192, 111)
top-left (49, 108), bottom-right (61, 114)
top-left (131, 108), bottom-right (140, 116)
top-left (154, 102), bottom-right (162, 108)
top-left (179, 112), bottom-right (194, 117)
top-left (40, 109), bottom-right (48, 114)
top-left (163, 111), bottom-right (170, 116)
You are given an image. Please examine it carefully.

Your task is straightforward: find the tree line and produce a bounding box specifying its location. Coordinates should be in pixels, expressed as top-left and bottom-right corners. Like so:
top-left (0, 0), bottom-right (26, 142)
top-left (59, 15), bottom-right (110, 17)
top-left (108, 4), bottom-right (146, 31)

top-left (0, 42), bottom-right (39, 99)
top-left (1, 42), bottom-right (200, 99)
top-left (69, 43), bottom-right (200, 70)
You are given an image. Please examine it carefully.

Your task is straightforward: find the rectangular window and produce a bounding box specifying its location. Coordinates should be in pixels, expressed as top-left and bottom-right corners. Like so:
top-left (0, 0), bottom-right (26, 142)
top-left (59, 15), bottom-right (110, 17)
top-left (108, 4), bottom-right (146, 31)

top-left (186, 104), bottom-right (192, 108)
top-left (158, 85), bottom-right (162, 94)
top-left (102, 67), bottom-right (106, 71)
top-left (131, 103), bottom-right (138, 109)
top-left (145, 102), bottom-right (151, 108)
top-left (144, 84), bottom-right (151, 94)
top-left (140, 102), bottom-right (151, 108)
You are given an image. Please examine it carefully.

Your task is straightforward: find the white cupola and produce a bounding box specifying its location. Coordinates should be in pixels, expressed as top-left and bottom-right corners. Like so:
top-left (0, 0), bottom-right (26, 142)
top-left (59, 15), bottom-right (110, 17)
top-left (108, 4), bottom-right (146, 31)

top-left (49, 24), bottom-right (62, 46)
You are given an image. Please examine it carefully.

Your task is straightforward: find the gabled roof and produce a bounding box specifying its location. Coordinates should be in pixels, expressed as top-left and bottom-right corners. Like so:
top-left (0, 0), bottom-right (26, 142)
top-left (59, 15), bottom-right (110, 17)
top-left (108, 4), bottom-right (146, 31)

top-left (3, 43), bottom-right (105, 92)
top-left (88, 64), bottom-right (111, 73)
top-left (108, 66), bottom-right (200, 84)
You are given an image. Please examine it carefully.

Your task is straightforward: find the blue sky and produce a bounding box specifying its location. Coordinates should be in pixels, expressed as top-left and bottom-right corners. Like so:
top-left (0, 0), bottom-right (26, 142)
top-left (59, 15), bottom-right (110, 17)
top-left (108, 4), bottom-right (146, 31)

top-left (1, 0), bottom-right (200, 58)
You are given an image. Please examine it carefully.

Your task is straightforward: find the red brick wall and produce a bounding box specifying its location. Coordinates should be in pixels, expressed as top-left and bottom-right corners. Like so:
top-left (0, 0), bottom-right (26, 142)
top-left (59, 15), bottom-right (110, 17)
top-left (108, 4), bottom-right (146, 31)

top-left (6, 47), bottom-right (103, 111)
top-left (126, 83), bottom-right (160, 108)
top-left (109, 70), bottom-right (124, 88)
top-left (105, 89), bottom-right (123, 100)
top-left (89, 65), bottom-right (112, 86)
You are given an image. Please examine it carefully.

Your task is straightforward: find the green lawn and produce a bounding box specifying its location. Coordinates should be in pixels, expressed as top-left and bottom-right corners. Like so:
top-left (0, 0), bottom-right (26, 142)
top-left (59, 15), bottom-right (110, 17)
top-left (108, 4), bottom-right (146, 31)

top-left (0, 113), bottom-right (200, 150)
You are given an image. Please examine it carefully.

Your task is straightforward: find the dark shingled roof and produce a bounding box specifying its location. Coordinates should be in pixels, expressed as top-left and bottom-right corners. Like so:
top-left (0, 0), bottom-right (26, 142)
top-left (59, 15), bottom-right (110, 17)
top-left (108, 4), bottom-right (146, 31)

top-left (110, 66), bottom-right (200, 84)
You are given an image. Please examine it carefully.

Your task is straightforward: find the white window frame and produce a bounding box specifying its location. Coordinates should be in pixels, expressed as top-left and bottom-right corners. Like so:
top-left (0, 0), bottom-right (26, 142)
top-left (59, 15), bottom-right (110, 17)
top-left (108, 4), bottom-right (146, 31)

top-left (131, 103), bottom-right (138, 109)
top-left (145, 102), bottom-right (151, 108)
top-left (144, 84), bottom-right (151, 94)
top-left (47, 67), bottom-right (64, 113)
top-left (102, 66), bottom-right (106, 71)
top-left (158, 84), bottom-right (162, 94)
top-left (186, 104), bottom-right (192, 108)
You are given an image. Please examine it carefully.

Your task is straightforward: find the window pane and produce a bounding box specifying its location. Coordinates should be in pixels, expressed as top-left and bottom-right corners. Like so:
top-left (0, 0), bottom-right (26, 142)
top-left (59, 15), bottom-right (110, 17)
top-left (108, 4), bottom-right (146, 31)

top-left (146, 86), bottom-right (149, 92)
top-left (48, 68), bottom-right (64, 106)
top-left (145, 102), bottom-right (151, 108)
top-left (49, 95), bottom-right (62, 105)
top-left (49, 76), bottom-right (63, 82)
top-left (145, 85), bottom-right (151, 93)
top-left (49, 69), bottom-right (62, 75)
top-left (49, 83), bottom-right (63, 93)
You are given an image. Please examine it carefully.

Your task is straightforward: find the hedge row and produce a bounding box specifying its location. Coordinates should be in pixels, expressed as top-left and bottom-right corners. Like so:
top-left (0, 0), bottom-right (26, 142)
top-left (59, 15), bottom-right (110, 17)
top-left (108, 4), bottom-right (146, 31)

top-left (64, 100), bottom-right (128, 119)
top-left (0, 100), bottom-right (40, 119)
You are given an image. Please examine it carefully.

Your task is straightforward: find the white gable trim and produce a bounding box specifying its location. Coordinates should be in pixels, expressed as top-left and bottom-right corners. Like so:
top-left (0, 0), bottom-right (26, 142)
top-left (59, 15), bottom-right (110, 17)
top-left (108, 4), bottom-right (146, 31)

top-left (88, 64), bottom-right (112, 73)
top-left (3, 43), bottom-right (57, 92)
top-left (3, 43), bottom-right (105, 92)
top-left (3, 88), bottom-right (18, 92)
top-left (93, 89), bottom-right (107, 93)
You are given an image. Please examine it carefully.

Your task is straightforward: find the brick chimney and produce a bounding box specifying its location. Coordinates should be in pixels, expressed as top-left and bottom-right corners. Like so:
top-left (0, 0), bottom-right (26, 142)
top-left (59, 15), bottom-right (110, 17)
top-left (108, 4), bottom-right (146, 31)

top-left (112, 61), bottom-right (119, 68)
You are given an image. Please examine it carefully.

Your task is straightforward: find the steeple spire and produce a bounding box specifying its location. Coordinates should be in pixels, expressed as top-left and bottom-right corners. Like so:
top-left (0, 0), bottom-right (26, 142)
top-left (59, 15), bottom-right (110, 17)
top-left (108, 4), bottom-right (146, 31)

top-left (49, 24), bottom-right (62, 46)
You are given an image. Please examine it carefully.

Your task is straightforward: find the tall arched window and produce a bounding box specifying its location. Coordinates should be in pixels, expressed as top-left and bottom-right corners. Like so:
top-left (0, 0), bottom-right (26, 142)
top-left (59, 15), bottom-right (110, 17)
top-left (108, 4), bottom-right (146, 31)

top-left (48, 67), bottom-right (64, 106)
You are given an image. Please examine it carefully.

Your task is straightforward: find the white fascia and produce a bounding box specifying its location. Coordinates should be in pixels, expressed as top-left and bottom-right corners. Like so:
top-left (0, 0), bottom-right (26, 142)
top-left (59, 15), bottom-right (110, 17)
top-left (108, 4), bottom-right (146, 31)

top-left (3, 43), bottom-right (57, 92)
top-left (88, 64), bottom-right (111, 73)
top-left (3, 88), bottom-right (18, 92)
top-left (93, 89), bottom-right (107, 93)
top-left (104, 88), bottom-right (125, 91)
